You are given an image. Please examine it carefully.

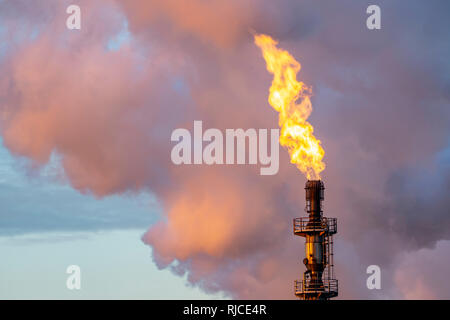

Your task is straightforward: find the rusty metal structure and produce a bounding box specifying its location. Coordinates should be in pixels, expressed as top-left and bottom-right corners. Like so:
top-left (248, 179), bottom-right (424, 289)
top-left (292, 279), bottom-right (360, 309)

top-left (294, 180), bottom-right (338, 300)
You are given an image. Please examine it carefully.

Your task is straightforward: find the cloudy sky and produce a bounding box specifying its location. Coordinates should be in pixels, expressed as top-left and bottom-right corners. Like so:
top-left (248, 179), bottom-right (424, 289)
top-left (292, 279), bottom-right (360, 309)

top-left (0, 0), bottom-right (449, 299)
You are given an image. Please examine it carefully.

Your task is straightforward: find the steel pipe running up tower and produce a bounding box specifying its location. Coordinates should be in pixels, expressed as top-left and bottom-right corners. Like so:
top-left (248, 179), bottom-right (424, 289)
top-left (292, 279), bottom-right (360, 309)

top-left (293, 180), bottom-right (338, 300)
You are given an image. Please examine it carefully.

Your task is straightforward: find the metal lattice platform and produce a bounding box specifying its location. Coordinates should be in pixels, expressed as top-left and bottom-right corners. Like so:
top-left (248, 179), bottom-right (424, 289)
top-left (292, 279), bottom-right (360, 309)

top-left (294, 279), bottom-right (338, 299)
top-left (293, 217), bottom-right (337, 236)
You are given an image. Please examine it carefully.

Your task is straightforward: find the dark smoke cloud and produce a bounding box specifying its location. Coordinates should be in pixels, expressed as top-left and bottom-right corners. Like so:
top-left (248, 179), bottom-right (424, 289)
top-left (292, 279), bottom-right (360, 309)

top-left (0, 0), bottom-right (449, 299)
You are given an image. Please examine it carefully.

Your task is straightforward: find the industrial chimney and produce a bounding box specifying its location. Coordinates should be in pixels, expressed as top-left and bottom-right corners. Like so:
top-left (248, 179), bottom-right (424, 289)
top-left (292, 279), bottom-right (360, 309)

top-left (294, 180), bottom-right (338, 300)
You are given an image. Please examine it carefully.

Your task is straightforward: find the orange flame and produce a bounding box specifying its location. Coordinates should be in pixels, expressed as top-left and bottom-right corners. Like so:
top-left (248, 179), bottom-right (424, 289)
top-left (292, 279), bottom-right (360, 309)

top-left (254, 34), bottom-right (325, 180)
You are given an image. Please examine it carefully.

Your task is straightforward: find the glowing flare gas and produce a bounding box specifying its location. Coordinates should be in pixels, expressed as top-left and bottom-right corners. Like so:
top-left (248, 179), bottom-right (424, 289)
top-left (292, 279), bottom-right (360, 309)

top-left (254, 34), bottom-right (325, 180)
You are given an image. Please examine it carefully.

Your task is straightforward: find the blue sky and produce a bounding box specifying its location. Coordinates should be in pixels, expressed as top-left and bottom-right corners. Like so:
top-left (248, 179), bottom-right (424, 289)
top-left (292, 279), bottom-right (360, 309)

top-left (0, 230), bottom-right (222, 299)
top-left (0, 141), bottom-right (222, 299)
top-left (0, 138), bottom-right (157, 235)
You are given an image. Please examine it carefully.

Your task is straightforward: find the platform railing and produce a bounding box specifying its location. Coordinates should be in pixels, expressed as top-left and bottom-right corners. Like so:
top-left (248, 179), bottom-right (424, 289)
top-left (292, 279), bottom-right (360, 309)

top-left (293, 217), bottom-right (337, 234)
top-left (294, 279), bottom-right (338, 296)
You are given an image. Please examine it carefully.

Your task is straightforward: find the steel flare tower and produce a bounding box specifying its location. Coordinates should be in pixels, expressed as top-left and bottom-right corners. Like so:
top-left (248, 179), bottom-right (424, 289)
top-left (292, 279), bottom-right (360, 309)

top-left (294, 180), bottom-right (338, 300)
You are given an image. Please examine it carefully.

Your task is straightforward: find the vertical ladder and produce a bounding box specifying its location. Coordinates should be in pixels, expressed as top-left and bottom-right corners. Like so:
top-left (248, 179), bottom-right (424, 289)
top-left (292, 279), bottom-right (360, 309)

top-left (322, 235), bottom-right (334, 281)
